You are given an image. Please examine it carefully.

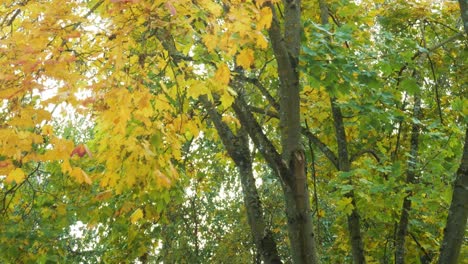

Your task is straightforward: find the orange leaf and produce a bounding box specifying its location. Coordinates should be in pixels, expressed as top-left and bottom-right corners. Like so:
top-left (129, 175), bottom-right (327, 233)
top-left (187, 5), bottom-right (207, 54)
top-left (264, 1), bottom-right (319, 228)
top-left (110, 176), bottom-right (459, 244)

top-left (70, 144), bottom-right (92, 158)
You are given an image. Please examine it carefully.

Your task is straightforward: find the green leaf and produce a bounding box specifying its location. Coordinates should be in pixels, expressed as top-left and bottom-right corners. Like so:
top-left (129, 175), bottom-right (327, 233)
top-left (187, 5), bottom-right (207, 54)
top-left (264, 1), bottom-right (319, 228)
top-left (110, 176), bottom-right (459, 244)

top-left (400, 79), bottom-right (419, 95)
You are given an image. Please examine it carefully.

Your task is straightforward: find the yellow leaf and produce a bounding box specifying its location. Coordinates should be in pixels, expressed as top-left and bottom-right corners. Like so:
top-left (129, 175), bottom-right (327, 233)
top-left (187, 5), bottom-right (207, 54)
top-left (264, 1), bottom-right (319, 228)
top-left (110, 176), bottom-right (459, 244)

top-left (336, 197), bottom-right (354, 215)
top-left (318, 209), bottom-right (325, 217)
top-left (220, 92), bottom-right (235, 109)
top-left (70, 167), bottom-right (92, 185)
top-left (187, 81), bottom-right (210, 99)
top-left (6, 168), bottom-right (25, 184)
top-left (236, 48), bottom-right (254, 69)
top-left (258, 7), bottom-right (273, 30)
top-left (214, 64), bottom-right (230, 85)
top-left (203, 34), bottom-right (217, 52)
top-left (255, 33), bottom-right (269, 49)
top-left (155, 169), bottom-right (172, 188)
top-left (130, 208), bottom-right (144, 223)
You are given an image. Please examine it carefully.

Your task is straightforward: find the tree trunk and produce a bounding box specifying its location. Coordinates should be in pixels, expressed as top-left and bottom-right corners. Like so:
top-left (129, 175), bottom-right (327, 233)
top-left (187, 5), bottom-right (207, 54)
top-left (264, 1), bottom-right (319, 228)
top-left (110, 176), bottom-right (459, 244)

top-left (266, 0), bottom-right (319, 262)
top-left (202, 97), bottom-right (283, 264)
top-left (395, 91), bottom-right (421, 264)
top-left (236, 129), bottom-right (283, 264)
top-left (438, 128), bottom-right (468, 264)
top-left (318, 1), bottom-right (366, 262)
top-left (330, 98), bottom-right (366, 264)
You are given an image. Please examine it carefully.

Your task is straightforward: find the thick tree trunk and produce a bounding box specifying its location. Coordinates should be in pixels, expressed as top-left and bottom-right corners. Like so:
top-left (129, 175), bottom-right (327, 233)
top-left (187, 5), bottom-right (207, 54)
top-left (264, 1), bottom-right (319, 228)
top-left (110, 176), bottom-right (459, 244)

top-left (202, 97), bottom-right (282, 264)
top-left (438, 128), bottom-right (468, 264)
top-left (282, 151), bottom-right (318, 264)
top-left (266, 0), bottom-right (319, 262)
top-left (395, 92), bottom-right (421, 264)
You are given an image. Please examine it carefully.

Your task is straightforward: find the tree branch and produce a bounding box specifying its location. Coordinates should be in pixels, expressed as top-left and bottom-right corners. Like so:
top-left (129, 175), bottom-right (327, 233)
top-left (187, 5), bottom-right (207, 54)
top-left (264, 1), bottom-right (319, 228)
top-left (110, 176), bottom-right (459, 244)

top-left (231, 93), bottom-right (290, 184)
top-left (349, 149), bottom-right (381, 163)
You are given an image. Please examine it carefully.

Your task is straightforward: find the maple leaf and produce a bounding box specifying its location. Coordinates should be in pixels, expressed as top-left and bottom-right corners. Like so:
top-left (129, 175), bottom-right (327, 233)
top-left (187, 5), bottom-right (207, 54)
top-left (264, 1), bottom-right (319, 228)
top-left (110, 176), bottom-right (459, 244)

top-left (214, 64), bottom-right (230, 85)
top-left (70, 144), bottom-right (92, 158)
top-left (220, 92), bottom-right (235, 109)
top-left (70, 167), bottom-right (92, 185)
top-left (5, 168), bottom-right (26, 184)
top-left (42, 125), bottom-right (54, 136)
top-left (258, 7), bottom-right (273, 30)
top-left (236, 48), bottom-right (255, 69)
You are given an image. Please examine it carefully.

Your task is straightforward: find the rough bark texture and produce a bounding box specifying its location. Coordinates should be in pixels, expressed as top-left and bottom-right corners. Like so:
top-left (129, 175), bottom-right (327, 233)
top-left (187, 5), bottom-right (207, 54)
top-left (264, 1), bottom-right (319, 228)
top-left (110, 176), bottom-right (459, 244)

top-left (265, 0), bottom-right (319, 262)
top-left (395, 93), bottom-right (421, 264)
top-left (438, 128), bottom-right (468, 264)
top-left (201, 97), bottom-right (282, 264)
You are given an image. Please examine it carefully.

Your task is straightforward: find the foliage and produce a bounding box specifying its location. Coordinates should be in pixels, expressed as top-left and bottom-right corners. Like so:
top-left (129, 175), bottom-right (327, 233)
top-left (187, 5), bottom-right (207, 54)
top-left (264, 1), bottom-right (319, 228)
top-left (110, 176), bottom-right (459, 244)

top-left (0, 0), bottom-right (466, 263)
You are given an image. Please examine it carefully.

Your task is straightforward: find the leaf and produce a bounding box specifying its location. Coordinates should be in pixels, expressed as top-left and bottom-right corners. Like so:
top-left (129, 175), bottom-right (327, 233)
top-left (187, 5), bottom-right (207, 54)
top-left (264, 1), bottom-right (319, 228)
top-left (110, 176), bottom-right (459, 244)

top-left (70, 167), bottom-right (92, 185)
top-left (336, 197), bottom-right (354, 215)
top-left (236, 48), bottom-right (254, 69)
top-left (187, 81), bottom-right (210, 99)
top-left (400, 79), bottom-right (419, 95)
top-left (6, 168), bottom-right (25, 184)
top-left (165, 2), bottom-right (177, 16)
top-left (130, 208), bottom-right (144, 223)
top-left (41, 125), bottom-right (54, 136)
top-left (70, 144), bottom-right (92, 158)
top-left (258, 7), bottom-right (272, 30)
top-left (220, 92), bottom-right (235, 109)
top-left (214, 64), bottom-right (230, 85)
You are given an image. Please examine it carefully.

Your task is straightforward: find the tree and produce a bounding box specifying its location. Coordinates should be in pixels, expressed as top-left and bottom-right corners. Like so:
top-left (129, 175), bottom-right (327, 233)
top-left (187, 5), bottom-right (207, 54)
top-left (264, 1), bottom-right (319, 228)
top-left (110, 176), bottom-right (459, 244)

top-left (439, 129), bottom-right (468, 264)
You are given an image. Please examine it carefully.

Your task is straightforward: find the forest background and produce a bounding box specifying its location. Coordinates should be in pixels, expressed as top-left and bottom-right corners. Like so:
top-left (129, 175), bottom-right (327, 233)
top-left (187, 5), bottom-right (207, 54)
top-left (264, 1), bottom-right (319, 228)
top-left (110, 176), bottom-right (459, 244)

top-left (0, 0), bottom-right (467, 263)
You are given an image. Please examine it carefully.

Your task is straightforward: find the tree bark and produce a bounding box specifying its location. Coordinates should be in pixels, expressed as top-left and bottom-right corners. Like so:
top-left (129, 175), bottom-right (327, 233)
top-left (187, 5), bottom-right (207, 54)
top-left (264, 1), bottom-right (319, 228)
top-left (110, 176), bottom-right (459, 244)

top-left (438, 128), bottom-right (468, 264)
top-left (201, 97), bottom-right (283, 264)
top-left (265, 0), bottom-right (319, 262)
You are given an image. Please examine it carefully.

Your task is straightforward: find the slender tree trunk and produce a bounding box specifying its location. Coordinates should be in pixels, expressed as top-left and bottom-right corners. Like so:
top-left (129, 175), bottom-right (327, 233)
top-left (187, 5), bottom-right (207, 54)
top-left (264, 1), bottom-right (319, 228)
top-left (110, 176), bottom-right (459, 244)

top-left (438, 128), bottom-right (468, 264)
top-left (395, 93), bottom-right (421, 264)
top-left (330, 98), bottom-right (366, 264)
top-left (237, 129), bottom-right (283, 264)
top-left (318, 1), bottom-right (366, 262)
top-left (202, 97), bottom-right (282, 264)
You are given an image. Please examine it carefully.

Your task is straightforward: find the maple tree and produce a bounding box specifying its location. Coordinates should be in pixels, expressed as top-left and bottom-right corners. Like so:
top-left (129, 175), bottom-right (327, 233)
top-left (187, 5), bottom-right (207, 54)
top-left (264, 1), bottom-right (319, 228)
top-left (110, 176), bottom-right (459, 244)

top-left (1, 0), bottom-right (467, 263)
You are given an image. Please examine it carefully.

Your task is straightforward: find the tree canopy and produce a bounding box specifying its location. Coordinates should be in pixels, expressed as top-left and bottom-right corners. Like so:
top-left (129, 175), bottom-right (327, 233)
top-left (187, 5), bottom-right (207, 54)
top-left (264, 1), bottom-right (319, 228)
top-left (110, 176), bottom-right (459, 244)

top-left (0, 0), bottom-right (467, 263)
